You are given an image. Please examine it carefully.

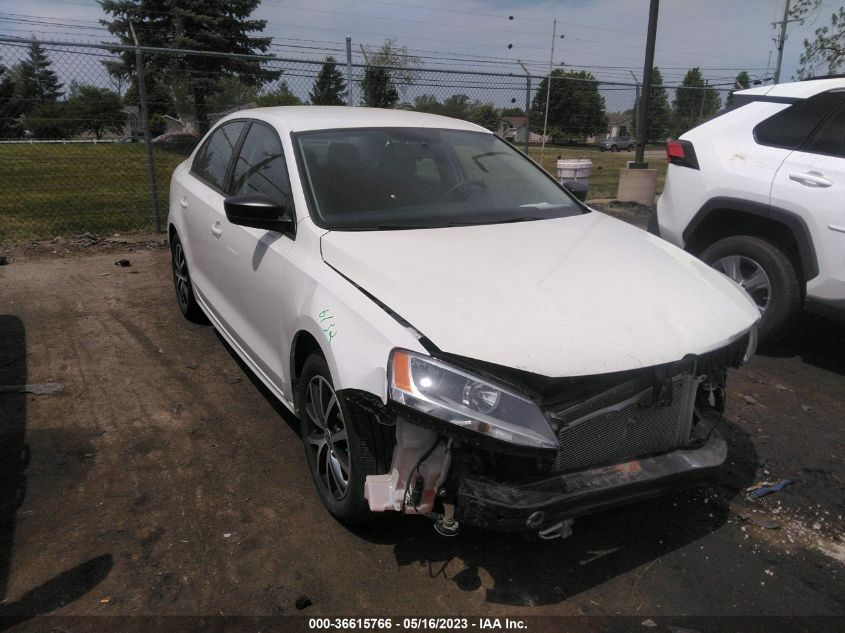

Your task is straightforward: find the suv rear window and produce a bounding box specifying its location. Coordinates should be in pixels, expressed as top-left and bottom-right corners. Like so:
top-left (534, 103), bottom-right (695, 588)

top-left (754, 92), bottom-right (841, 150)
top-left (803, 101), bottom-right (845, 158)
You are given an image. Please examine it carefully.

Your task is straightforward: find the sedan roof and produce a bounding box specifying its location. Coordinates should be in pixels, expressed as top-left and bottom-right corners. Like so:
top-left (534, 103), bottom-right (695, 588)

top-left (224, 105), bottom-right (490, 134)
top-left (734, 77), bottom-right (845, 100)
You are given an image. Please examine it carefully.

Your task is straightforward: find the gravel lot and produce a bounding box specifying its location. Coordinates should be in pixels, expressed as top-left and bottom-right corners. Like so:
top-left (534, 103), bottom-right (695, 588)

top-left (0, 217), bottom-right (843, 627)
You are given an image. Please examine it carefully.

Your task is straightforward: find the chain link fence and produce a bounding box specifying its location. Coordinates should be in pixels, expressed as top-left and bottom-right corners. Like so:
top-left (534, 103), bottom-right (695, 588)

top-left (0, 36), bottom-right (733, 241)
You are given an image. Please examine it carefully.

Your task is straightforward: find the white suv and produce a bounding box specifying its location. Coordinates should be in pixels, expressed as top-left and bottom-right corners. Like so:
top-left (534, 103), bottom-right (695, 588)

top-left (655, 78), bottom-right (845, 342)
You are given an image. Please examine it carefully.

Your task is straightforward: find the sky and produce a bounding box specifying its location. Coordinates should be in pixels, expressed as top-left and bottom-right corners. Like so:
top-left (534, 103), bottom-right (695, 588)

top-left (0, 0), bottom-right (840, 88)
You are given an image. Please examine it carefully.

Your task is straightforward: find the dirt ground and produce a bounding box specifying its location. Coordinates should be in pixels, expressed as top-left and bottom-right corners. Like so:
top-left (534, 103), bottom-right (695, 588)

top-left (0, 220), bottom-right (844, 628)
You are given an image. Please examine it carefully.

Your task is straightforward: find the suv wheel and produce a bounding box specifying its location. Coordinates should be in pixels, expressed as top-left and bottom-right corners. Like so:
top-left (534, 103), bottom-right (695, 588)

top-left (610, 145), bottom-right (618, 152)
top-left (700, 235), bottom-right (802, 343)
top-left (297, 354), bottom-right (392, 525)
top-left (626, 144), bottom-right (634, 151)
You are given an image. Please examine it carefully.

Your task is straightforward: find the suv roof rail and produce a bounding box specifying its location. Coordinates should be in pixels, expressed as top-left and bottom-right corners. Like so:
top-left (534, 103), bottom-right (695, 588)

top-left (799, 73), bottom-right (845, 81)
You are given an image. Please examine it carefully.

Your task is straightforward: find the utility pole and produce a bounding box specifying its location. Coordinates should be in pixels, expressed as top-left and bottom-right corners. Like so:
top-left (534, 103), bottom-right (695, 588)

top-left (773, 0), bottom-right (802, 83)
top-left (539, 19), bottom-right (558, 163)
top-left (629, 70), bottom-right (640, 141)
top-left (633, 0), bottom-right (659, 167)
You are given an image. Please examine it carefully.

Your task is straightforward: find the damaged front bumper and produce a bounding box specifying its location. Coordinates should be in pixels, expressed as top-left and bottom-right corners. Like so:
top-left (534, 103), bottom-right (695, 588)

top-left (454, 431), bottom-right (727, 534)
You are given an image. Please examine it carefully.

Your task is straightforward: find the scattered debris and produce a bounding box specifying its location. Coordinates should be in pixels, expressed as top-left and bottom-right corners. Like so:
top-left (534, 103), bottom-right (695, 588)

top-left (171, 401), bottom-right (182, 415)
top-left (295, 596), bottom-right (313, 610)
top-left (186, 362), bottom-right (199, 370)
top-left (735, 508), bottom-right (781, 530)
top-left (764, 569), bottom-right (774, 576)
top-left (223, 533), bottom-right (232, 539)
top-left (750, 479), bottom-right (793, 499)
top-left (98, 272), bottom-right (110, 277)
top-left (0, 383), bottom-right (65, 395)
top-left (115, 259), bottom-right (131, 267)
top-left (801, 405), bottom-right (811, 412)
top-left (99, 596), bottom-right (111, 604)
top-left (741, 394), bottom-right (757, 405)
top-left (775, 384), bottom-right (787, 391)
top-left (641, 619), bottom-right (657, 627)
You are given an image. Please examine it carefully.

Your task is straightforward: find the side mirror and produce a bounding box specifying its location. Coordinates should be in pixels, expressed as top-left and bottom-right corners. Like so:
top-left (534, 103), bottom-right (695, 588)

top-left (562, 180), bottom-right (588, 202)
top-left (224, 193), bottom-right (293, 232)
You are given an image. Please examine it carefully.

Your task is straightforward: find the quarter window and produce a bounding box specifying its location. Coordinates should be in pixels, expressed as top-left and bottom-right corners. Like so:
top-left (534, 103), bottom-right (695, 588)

top-left (191, 121), bottom-right (245, 191)
top-left (754, 92), bottom-right (841, 150)
top-left (230, 123), bottom-right (292, 207)
top-left (803, 102), bottom-right (845, 159)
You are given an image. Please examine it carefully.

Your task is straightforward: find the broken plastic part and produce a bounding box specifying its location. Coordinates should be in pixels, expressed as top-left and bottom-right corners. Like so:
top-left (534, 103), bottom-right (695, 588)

top-left (538, 519), bottom-right (574, 540)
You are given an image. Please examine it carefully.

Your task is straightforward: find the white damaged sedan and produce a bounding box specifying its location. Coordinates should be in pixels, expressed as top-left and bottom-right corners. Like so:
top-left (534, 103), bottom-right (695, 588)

top-left (167, 107), bottom-right (759, 538)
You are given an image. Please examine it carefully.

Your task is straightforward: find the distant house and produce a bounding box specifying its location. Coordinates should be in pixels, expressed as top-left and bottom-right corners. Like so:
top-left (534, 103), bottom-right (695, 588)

top-left (499, 116), bottom-right (549, 143)
top-left (587, 111), bottom-right (633, 143)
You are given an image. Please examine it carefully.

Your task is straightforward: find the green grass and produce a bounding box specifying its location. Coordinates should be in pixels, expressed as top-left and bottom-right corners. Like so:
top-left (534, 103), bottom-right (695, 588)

top-left (527, 144), bottom-right (667, 200)
top-left (0, 142), bottom-right (668, 241)
top-left (0, 143), bottom-right (184, 241)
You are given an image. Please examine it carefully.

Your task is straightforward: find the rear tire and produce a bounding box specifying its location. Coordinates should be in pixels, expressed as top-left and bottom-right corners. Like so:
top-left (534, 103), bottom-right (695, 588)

top-left (700, 235), bottom-right (802, 344)
top-left (626, 144), bottom-right (634, 151)
top-left (297, 354), bottom-right (392, 525)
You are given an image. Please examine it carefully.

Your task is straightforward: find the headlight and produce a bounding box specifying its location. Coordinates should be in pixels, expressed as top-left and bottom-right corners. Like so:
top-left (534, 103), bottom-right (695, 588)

top-left (389, 349), bottom-right (558, 450)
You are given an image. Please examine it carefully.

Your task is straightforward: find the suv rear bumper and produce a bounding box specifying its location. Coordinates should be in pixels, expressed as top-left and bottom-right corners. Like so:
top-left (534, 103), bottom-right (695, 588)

top-left (455, 432), bottom-right (727, 533)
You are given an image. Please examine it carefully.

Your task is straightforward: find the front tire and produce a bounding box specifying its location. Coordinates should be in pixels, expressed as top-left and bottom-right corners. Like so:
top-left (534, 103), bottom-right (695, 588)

top-left (297, 354), bottom-right (391, 525)
top-left (170, 234), bottom-right (206, 323)
top-left (700, 235), bottom-right (802, 343)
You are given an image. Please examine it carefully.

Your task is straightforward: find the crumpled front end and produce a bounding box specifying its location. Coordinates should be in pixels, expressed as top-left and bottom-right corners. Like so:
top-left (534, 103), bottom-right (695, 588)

top-left (360, 333), bottom-right (752, 538)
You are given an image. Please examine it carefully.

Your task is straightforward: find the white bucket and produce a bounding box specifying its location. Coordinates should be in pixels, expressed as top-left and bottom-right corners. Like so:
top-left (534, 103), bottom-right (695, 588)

top-left (556, 159), bottom-right (592, 184)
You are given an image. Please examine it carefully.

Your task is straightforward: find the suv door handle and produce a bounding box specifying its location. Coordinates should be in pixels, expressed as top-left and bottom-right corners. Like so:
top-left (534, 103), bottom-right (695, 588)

top-left (210, 223), bottom-right (222, 238)
top-left (789, 171), bottom-right (833, 187)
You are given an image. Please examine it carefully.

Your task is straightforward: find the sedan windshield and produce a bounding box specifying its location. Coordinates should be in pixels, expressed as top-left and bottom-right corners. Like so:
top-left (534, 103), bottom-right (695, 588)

top-left (296, 127), bottom-right (584, 230)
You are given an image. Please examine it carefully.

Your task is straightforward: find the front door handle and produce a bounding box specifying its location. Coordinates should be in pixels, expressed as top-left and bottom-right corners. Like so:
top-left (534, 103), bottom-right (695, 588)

top-left (789, 171), bottom-right (833, 187)
top-left (179, 197), bottom-right (189, 208)
top-left (210, 223), bottom-right (222, 239)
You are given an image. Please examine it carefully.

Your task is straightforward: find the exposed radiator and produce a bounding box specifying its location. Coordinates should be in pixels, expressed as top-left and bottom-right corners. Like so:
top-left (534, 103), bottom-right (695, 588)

top-left (553, 374), bottom-right (697, 473)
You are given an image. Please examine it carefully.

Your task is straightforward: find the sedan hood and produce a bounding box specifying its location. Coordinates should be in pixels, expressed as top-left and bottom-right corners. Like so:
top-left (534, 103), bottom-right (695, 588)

top-left (320, 213), bottom-right (759, 377)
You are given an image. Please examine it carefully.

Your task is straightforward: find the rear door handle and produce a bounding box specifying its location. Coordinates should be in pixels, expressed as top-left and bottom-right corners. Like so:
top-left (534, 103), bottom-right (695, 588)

top-left (789, 171), bottom-right (833, 187)
top-left (210, 223), bottom-right (222, 238)
top-left (179, 197), bottom-right (188, 208)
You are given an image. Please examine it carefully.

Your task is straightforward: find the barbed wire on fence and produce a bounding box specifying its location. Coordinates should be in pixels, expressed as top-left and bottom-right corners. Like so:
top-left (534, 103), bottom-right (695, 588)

top-left (0, 35), bottom-right (736, 242)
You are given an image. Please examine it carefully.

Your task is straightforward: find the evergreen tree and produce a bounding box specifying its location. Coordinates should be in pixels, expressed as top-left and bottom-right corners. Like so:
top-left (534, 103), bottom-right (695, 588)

top-left (256, 82), bottom-right (302, 106)
top-left (670, 67), bottom-right (720, 136)
top-left (726, 71), bottom-right (750, 107)
top-left (68, 85), bottom-right (126, 139)
top-left (309, 56), bottom-right (346, 105)
top-left (360, 66), bottom-right (398, 108)
top-left (14, 43), bottom-right (63, 110)
top-left (100, 0), bottom-right (281, 132)
top-left (0, 62), bottom-right (20, 137)
top-left (529, 70), bottom-right (607, 140)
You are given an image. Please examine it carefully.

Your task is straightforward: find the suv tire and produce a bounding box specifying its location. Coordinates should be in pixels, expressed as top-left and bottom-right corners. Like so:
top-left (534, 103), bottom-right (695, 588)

top-left (297, 354), bottom-right (392, 525)
top-left (700, 235), bottom-right (802, 343)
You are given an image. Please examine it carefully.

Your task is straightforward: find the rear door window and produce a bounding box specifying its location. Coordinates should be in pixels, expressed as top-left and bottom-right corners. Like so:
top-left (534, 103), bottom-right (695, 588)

top-left (754, 92), bottom-right (842, 150)
top-left (191, 121), bottom-right (246, 191)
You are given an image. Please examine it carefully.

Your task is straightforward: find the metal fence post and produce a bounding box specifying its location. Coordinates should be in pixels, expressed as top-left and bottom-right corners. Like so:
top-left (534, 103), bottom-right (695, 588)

top-left (131, 25), bottom-right (161, 233)
top-left (517, 60), bottom-right (531, 154)
top-left (345, 36), bottom-right (353, 107)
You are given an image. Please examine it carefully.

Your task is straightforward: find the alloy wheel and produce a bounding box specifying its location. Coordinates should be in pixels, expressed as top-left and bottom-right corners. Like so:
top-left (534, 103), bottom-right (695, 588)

top-left (172, 242), bottom-right (191, 310)
top-left (304, 375), bottom-right (351, 500)
top-left (713, 254), bottom-right (772, 314)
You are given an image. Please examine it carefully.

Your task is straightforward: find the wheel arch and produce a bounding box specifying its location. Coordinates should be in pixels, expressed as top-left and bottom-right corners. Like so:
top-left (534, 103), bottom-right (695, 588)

top-left (682, 197), bottom-right (818, 281)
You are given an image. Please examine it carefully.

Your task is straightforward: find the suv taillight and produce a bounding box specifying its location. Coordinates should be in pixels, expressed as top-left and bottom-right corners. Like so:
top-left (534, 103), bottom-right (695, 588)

top-left (666, 140), bottom-right (699, 169)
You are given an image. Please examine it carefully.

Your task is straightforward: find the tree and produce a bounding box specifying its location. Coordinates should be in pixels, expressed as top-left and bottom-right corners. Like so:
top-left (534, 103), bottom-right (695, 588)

top-left (27, 102), bottom-right (78, 139)
top-left (0, 62), bottom-right (20, 137)
top-left (501, 106), bottom-right (525, 117)
top-left (442, 94), bottom-right (471, 119)
top-left (363, 38), bottom-right (420, 90)
top-left (670, 67), bottom-right (720, 136)
top-left (360, 66), bottom-right (399, 108)
top-left (795, 6), bottom-right (845, 78)
top-left (632, 67), bottom-right (670, 141)
top-left (100, 0), bottom-right (281, 132)
top-left (13, 43), bottom-right (63, 112)
top-left (529, 70), bottom-right (607, 140)
top-left (468, 102), bottom-right (501, 131)
top-left (310, 56), bottom-right (346, 105)
top-left (726, 71), bottom-right (750, 107)
top-left (206, 76), bottom-right (259, 113)
top-left (412, 94), bottom-right (443, 114)
top-left (255, 82), bottom-right (302, 106)
top-left (68, 86), bottom-right (126, 139)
